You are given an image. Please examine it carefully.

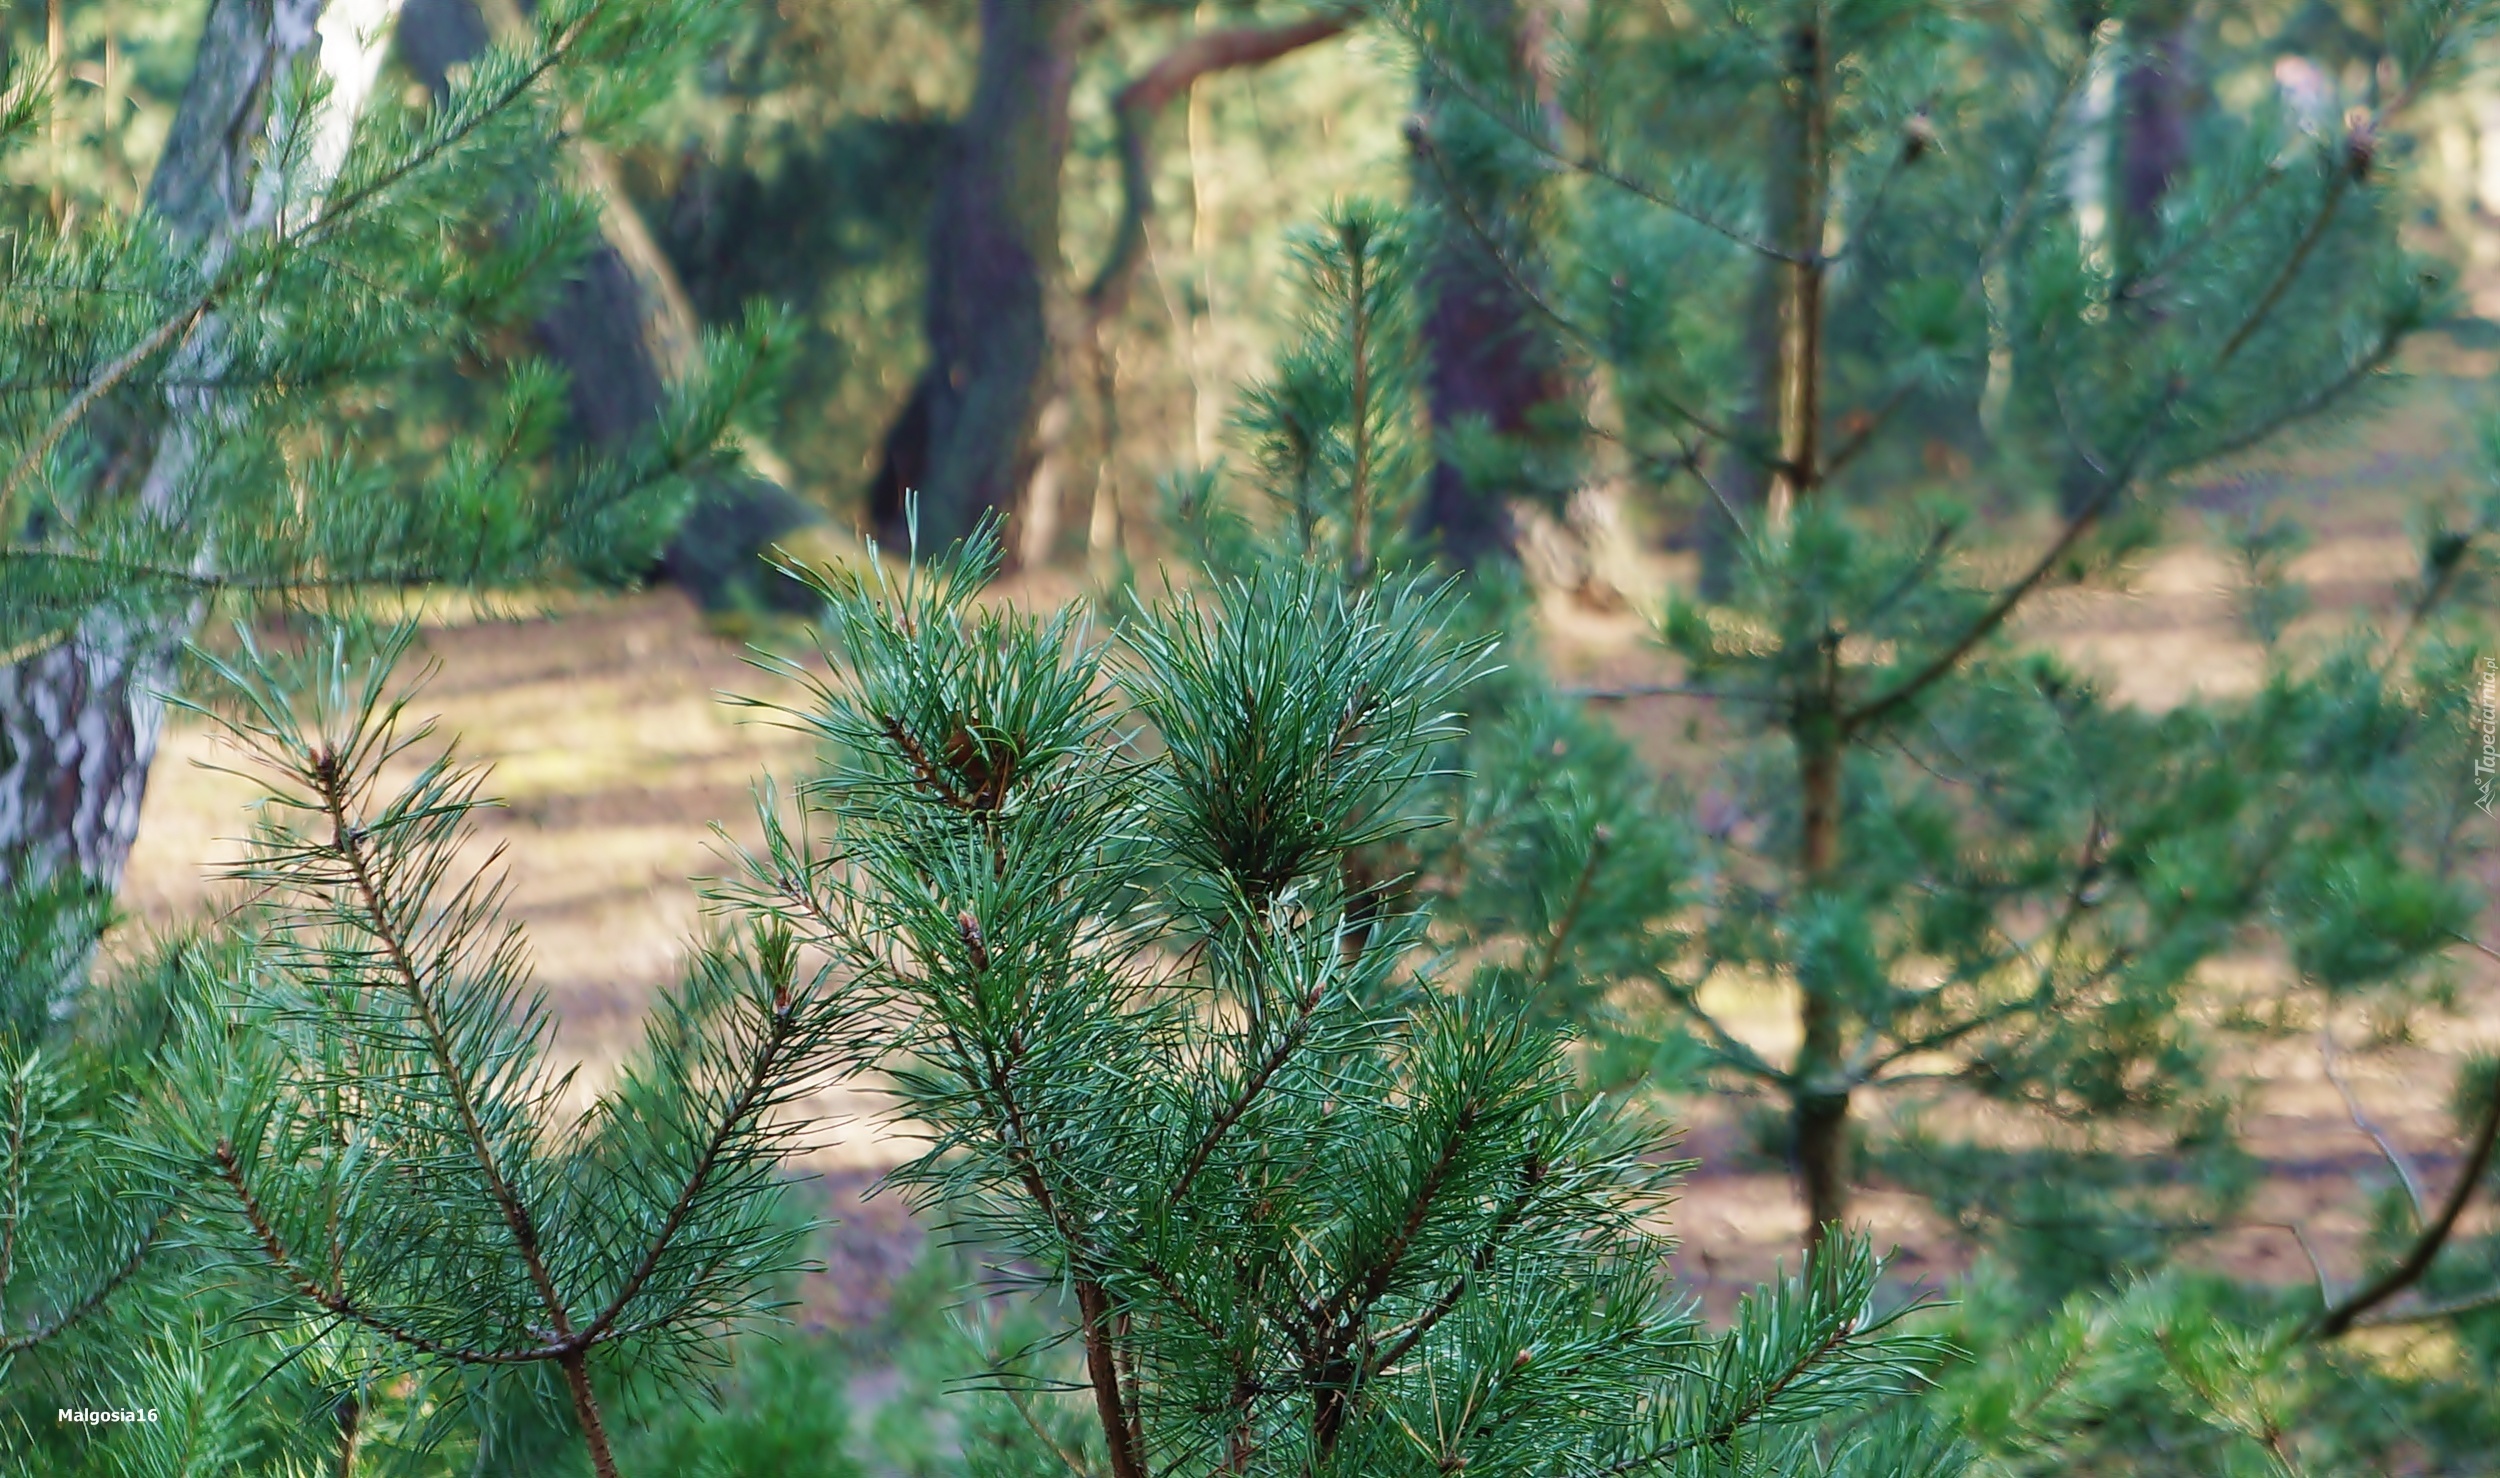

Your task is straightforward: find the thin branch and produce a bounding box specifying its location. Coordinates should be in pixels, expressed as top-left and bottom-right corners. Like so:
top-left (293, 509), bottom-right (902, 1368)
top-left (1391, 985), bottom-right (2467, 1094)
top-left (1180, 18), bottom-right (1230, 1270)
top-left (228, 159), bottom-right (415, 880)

top-left (1842, 441), bottom-right (2140, 734)
top-left (1562, 679), bottom-right (1781, 704)
top-left (1166, 970), bottom-right (1330, 1212)
top-left (0, 627), bottom-right (71, 668)
top-left (0, 293), bottom-right (211, 527)
top-left (2320, 1029), bottom-right (2429, 1224)
top-left (2353, 1282), bottom-right (2500, 1328)
top-left (2215, 163), bottom-right (2354, 368)
top-left (2310, 1052), bottom-right (2500, 1339)
top-left (1370, 1154), bottom-right (1544, 1376)
top-left (572, 989), bottom-right (803, 1349)
top-left (315, 756), bottom-right (579, 1345)
top-left (0, 1210), bottom-right (165, 1356)
top-left (1084, 11), bottom-right (1359, 321)
top-left (1002, 1378), bottom-right (1101, 1478)
top-left (213, 1141), bottom-right (558, 1366)
top-left (1530, 828), bottom-right (1608, 991)
top-left (1653, 968), bottom-right (1786, 1085)
top-left (1597, 1291), bottom-right (1865, 1473)
top-left (1400, 29), bottom-right (1803, 264)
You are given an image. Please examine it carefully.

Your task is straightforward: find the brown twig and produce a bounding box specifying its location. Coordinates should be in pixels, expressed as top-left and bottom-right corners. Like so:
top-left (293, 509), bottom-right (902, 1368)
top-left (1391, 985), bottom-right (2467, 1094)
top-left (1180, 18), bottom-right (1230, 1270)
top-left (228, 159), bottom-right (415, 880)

top-left (2310, 1054), bottom-right (2500, 1338)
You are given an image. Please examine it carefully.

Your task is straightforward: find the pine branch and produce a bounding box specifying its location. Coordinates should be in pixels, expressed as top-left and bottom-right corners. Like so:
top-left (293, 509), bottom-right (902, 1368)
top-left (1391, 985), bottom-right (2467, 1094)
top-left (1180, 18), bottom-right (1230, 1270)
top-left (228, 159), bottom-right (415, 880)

top-left (570, 974), bottom-right (808, 1350)
top-left (1394, 14), bottom-right (1804, 264)
top-left (1166, 968), bottom-right (1331, 1213)
top-left (0, 292), bottom-right (210, 528)
top-left (306, 747), bottom-right (578, 1344)
top-left (0, 1209), bottom-right (164, 1357)
top-left (212, 1138), bottom-right (561, 1366)
top-left (2310, 1057), bottom-right (2500, 1338)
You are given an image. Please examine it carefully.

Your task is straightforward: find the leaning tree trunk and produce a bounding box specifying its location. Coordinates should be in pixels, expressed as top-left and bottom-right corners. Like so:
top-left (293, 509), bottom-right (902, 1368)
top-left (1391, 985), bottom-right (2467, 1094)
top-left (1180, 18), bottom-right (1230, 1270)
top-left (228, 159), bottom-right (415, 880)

top-left (397, 0), bottom-right (818, 611)
top-left (868, 0), bottom-right (1088, 555)
top-left (1410, 0), bottom-right (1575, 571)
top-left (0, 0), bottom-right (381, 968)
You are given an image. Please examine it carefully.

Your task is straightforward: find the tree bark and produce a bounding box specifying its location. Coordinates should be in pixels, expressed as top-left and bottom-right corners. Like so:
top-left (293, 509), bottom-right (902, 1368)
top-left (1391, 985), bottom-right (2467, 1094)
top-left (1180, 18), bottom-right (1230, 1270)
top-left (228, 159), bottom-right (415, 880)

top-left (1793, 706), bottom-right (1850, 1250)
top-left (868, 0), bottom-right (1088, 556)
top-left (1700, 22), bottom-right (1824, 598)
top-left (0, 0), bottom-right (348, 948)
top-left (1411, 0), bottom-right (1575, 571)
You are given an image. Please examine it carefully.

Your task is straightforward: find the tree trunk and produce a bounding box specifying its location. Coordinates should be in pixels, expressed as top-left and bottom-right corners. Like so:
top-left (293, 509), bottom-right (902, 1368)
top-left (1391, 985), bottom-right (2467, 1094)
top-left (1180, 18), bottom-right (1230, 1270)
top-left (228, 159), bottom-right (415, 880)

top-left (2057, 5), bottom-right (2193, 516)
top-left (868, 0), bottom-right (1087, 556)
top-left (1411, 0), bottom-right (1574, 571)
top-left (1700, 22), bottom-right (1823, 598)
top-left (2116, 6), bottom-right (2192, 262)
top-left (1793, 711), bottom-right (1851, 1250)
top-left (0, 0), bottom-right (349, 958)
top-left (397, 0), bottom-right (818, 610)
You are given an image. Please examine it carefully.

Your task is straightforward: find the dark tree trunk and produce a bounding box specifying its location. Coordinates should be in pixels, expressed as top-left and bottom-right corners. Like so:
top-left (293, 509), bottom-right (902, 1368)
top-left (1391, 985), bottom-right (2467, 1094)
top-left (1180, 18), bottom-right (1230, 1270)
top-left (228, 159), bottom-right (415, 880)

top-left (0, 0), bottom-right (326, 937)
top-left (869, 0), bottom-right (1087, 556)
top-left (398, 0), bottom-right (817, 609)
top-left (2117, 10), bottom-right (2192, 256)
top-left (1411, 0), bottom-right (1573, 571)
top-left (2057, 5), bottom-right (2195, 517)
top-left (1793, 711), bottom-right (1849, 1251)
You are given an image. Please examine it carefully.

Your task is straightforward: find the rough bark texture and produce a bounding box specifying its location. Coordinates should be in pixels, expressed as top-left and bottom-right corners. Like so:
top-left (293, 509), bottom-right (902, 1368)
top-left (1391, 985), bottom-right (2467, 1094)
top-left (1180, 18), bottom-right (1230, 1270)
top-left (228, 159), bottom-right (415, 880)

top-left (0, 0), bottom-right (326, 921)
top-left (868, 0), bottom-right (1087, 555)
top-left (1411, 0), bottom-right (1572, 570)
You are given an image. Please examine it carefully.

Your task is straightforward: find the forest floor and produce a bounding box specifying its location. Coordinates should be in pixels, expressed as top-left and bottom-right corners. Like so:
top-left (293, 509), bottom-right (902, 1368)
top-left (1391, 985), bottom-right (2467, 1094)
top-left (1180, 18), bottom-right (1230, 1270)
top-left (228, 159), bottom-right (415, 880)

top-left (117, 332), bottom-right (2500, 1330)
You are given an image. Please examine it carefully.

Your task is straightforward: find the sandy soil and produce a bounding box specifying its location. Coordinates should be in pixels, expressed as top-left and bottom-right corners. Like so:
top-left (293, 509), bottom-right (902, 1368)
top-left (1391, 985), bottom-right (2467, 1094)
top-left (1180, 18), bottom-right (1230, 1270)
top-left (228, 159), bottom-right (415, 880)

top-left (115, 349), bottom-right (2500, 1326)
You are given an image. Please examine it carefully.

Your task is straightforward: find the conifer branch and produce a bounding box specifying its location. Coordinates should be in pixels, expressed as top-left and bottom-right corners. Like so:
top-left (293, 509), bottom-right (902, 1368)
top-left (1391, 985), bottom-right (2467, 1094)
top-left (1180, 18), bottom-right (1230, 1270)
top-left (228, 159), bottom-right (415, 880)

top-left (0, 292), bottom-right (210, 528)
top-left (1396, 21), bottom-right (1803, 264)
top-left (212, 1140), bottom-right (557, 1365)
top-left (2214, 168), bottom-right (2354, 369)
top-left (1166, 969), bottom-right (1330, 1213)
top-left (2310, 1059), bottom-right (2500, 1338)
top-left (1531, 827), bottom-right (1608, 992)
top-left (308, 749), bottom-right (576, 1341)
top-left (0, 1209), bottom-right (164, 1356)
top-left (571, 982), bottom-right (806, 1349)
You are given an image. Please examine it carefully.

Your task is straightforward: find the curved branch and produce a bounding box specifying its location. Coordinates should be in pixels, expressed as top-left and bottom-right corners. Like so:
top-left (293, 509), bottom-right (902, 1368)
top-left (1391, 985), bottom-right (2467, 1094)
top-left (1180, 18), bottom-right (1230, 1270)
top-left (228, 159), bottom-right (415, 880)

top-left (2310, 1060), bottom-right (2500, 1339)
top-left (0, 1210), bottom-right (166, 1356)
top-left (1082, 10), bottom-right (1360, 323)
top-left (213, 1140), bottom-right (563, 1366)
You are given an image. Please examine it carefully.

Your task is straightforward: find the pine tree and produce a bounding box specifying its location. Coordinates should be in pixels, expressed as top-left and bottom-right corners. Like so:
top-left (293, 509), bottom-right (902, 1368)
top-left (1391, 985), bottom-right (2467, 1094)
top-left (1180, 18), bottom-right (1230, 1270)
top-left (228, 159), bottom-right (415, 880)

top-left (98, 622), bottom-right (855, 1477)
top-left (726, 519), bottom-right (1960, 1478)
top-left (1354, 0), bottom-right (2500, 1263)
top-left (0, 0), bottom-right (780, 1000)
